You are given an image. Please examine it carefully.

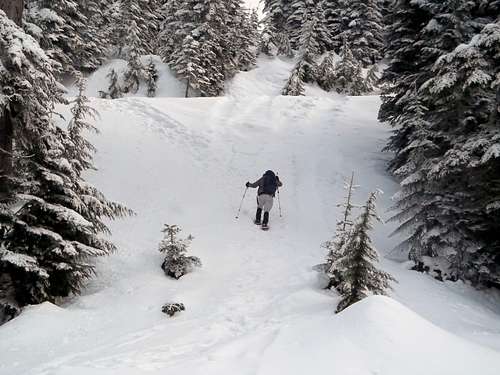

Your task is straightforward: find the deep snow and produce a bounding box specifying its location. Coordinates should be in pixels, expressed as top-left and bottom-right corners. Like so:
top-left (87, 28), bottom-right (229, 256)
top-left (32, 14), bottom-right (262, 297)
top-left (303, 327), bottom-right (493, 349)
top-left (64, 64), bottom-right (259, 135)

top-left (1, 58), bottom-right (500, 375)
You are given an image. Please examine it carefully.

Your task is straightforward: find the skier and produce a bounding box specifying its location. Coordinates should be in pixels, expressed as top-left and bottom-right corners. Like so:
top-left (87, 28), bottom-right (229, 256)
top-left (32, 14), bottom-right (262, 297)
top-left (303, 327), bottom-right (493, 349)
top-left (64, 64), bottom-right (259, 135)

top-left (246, 170), bottom-right (283, 229)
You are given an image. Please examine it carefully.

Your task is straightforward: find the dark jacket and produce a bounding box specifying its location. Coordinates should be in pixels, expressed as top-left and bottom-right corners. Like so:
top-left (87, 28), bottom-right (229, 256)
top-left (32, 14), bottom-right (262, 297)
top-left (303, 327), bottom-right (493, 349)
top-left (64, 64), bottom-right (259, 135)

top-left (248, 173), bottom-right (283, 196)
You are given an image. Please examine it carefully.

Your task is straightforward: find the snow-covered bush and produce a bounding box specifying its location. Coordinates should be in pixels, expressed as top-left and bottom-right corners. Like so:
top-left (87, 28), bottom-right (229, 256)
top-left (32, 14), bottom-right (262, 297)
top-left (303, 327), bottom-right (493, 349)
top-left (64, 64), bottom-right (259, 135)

top-left (159, 225), bottom-right (201, 279)
top-left (162, 302), bottom-right (185, 317)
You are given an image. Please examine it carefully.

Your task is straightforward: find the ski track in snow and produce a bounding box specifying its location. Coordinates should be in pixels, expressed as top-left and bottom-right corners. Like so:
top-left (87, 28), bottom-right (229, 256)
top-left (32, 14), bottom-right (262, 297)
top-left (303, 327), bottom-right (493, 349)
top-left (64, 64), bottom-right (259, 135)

top-left (1, 58), bottom-right (500, 375)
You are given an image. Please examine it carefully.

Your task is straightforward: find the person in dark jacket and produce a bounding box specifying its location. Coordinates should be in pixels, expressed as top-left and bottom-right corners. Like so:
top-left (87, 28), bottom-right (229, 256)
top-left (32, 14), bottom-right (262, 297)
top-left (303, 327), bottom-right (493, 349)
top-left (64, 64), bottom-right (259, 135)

top-left (246, 170), bottom-right (283, 228)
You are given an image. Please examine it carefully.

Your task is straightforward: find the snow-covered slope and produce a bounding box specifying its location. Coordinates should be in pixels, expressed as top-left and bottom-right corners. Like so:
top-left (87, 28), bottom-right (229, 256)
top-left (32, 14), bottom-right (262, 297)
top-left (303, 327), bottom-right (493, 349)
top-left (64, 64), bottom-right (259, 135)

top-left (1, 59), bottom-right (500, 375)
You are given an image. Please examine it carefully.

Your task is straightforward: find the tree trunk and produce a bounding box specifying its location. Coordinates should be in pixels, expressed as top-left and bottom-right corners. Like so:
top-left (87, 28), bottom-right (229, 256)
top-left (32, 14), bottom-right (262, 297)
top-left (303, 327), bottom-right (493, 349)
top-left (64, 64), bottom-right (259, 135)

top-left (185, 79), bottom-right (190, 98)
top-left (0, 0), bottom-right (23, 202)
top-left (0, 0), bottom-right (24, 25)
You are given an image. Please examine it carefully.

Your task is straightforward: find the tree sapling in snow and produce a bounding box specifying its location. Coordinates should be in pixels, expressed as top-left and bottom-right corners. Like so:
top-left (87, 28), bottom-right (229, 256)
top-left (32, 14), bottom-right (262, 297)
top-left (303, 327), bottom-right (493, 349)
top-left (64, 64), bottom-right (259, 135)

top-left (318, 172), bottom-right (358, 289)
top-left (145, 58), bottom-right (159, 98)
top-left (335, 192), bottom-right (396, 313)
top-left (159, 224), bottom-right (201, 279)
top-left (105, 69), bottom-right (123, 99)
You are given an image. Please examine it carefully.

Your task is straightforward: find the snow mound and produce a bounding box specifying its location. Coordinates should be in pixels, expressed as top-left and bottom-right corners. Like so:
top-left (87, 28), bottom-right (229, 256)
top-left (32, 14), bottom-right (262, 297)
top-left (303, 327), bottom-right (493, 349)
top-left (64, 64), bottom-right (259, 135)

top-left (67, 55), bottom-right (186, 98)
top-left (226, 56), bottom-right (340, 98)
top-left (258, 296), bottom-right (500, 375)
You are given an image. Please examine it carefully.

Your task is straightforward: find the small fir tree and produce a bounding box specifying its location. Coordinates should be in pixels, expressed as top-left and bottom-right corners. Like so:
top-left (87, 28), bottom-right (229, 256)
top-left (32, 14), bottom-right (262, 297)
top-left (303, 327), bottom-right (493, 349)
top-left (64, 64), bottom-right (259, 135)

top-left (335, 192), bottom-right (396, 313)
top-left (317, 172), bottom-right (358, 288)
top-left (317, 51), bottom-right (337, 91)
top-left (106, 69), bottom-right (123, 99)
top-left (159, 224), bottom-right (201, 279)
top-left (259, 20), bottom-right (279, 56)
top-left (363, 64), bottom-right (380, 93)
top-left (282, 63), bottom-right (305, 96)
top-left (145, 58), bottom-right (159, 98)
top-left (331, 41), bottom-right (365, 95)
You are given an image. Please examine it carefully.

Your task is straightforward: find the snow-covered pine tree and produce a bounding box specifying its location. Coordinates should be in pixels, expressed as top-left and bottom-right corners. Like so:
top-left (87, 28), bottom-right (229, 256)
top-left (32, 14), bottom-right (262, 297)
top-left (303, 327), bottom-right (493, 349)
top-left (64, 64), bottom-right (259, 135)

top-left (317, 51), bottom-right (337, 91)
top-left (378, 0), bottom-right (434, 172)
top-left (382, 0), bottom-right (500, 286)
top-left (262, 0), bottom-right (290, 37)
top-left (159, 224), bottom-right (201, 279)
top-left (259, 19), bottom-right (279, 56)
top-left (233, 8), bottom-right (259, 71)
top-left (1, 10), bottom-right (131, 311)
top-left (282, 63), bottom-right (305, 96)
top-left (339, 0), bottom-right (384, 67)
top-left (106, 69), bottom-right (123, 99)
top-left (123, 20), bottom-right (145, 94)
top-left (145, 58), bottom-right (159, 98)
top-left (363, 64), bottom-right (380, 93)
top-left (286, 0), bottom-right (317, 50)
top-left (25, 0), bottom-right (104, 74)
top-left (322, 172), bottom-right (357, 289)
top-left (283, 6), bottom-right (330, 92)
top-left (174, 35), bottom-right (209, 98)
top-left (335, 192), bottom-right (396, 313)
top-left (413, 17), bottom-right (500, 284)
top-left (115, 0), bottom-right (157, 57)
top-left (162, 0), bottom-right (248, 96)
top-left (331, 40), bottom-right (365, 95)
top-left (276, 32), bottom-right (294, 57)
top-left (295, 12), bottom-right (322, 83)
top-left (323, 0), bottom-right (348, 53)
top-left (158, 0), bottom-right (184, 62)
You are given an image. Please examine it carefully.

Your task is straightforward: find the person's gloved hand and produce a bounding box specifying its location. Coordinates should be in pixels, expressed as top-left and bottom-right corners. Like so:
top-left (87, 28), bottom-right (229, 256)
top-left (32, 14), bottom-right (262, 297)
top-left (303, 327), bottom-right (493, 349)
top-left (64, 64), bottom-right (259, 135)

top-left (246, 182), bottom-right (250, 187)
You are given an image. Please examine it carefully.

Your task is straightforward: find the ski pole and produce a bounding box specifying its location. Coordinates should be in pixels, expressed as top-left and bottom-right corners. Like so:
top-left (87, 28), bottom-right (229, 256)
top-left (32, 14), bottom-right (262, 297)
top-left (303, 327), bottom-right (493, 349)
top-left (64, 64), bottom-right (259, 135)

top-left (235, 187), bottom-right (249, 219)
top-left (277, 187), bottom-right (282, 218)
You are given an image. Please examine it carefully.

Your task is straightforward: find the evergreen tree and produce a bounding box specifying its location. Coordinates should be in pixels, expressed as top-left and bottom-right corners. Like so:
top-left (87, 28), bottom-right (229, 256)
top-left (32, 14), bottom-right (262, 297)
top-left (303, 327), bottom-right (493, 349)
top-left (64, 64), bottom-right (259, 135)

top-left (259, 19), bottom-right (279, 56)
top-left (174, 36), bottom-right (209, 98)
top-left (282, 63), bottom-right (305, 96)
top-left (25, 0), bottom-right (105, 73)
top-left (262, 0), bottom-right (290, 35)
top-left (145, 58), bottom-right (159, 98)
top-left (233, 8), bottom-right (259, 71)
top-left (161, 0), bottom-right (250, 96)
top-left (159, 224), bottom-right (201, 279)
top-left (363, 64), bottom-right (380, 93)
top-left (115, 0), bottom-right (158, 57)
top-left (338, 0), bottom-right (384, 66)
top-left (105, 69), bottom-right (123, 99)
top-left (276, 31), bottom-right (294, 57)
top-left (335, 192), bottom-right (396, 313)
top-left (381, 0), bottom-right (500, 286)
top-left (123, 20), bottom-right (145, 94)
top-left (321, 172), bottom-right (357, 289)
top-left (323, 0), bottom-right (348, 53)
top-left (317, 51), bottom-right (337, 91)
top-left (282, 6), bottom-right (331, 94)
top-left (331, 41), bottom-right (365, 95)
top-left (286, 0), bottom-right (317, 50)
top-left (1, 11), bottom-right (131, 312)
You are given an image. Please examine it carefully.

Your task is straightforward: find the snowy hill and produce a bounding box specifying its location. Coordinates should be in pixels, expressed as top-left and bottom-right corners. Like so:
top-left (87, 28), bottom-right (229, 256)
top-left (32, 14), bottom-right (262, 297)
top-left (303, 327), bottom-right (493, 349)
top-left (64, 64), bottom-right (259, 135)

top-left (1, 59), bottom-right (500, 375)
